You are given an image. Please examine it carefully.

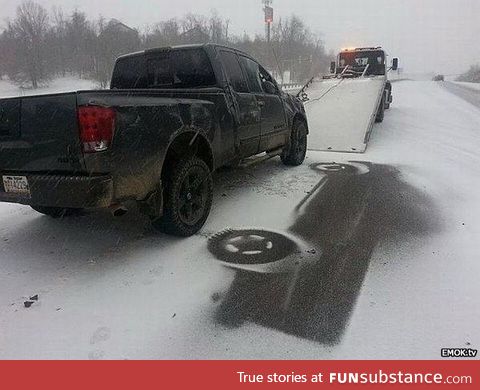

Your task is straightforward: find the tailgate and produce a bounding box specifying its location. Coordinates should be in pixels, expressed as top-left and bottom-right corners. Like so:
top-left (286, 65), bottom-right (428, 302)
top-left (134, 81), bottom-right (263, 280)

top-left (0, 93), bottom-right (85, 173)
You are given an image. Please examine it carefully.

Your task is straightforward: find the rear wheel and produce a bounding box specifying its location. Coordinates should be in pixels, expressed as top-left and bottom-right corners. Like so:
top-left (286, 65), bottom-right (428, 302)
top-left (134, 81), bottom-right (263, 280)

top-left (281, 120), bottom-right (308, 166)
top-left (31, 206), bottom-right (82, 218)
top-left (152, 156), bottom-right (213, 237)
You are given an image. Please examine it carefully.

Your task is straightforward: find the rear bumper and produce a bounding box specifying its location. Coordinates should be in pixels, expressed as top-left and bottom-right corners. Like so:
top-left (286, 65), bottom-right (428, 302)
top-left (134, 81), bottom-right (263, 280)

top-left (0, 173), bottom-right (114, 209)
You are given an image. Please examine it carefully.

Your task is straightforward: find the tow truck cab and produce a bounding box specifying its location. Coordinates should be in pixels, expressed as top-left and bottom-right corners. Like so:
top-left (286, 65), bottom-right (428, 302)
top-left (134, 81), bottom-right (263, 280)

top-left (330, 47), bottom-right (398, 77)
top-left (330, 47), bottom-right (399, 111)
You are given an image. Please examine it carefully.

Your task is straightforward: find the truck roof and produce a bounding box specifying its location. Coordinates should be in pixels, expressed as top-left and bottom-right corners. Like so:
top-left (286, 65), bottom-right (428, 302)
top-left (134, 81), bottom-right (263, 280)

top-left (116, 43), bottom-right (252, 62)
top-left (340, 47), bottom-right (384, 53)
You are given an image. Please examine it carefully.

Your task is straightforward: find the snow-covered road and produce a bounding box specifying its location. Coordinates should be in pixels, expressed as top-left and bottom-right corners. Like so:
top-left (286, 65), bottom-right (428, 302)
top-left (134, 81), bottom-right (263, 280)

top-left (1, 80), bottom-right (479, 359)
top-left (443, 81), bottom-right (480, 109)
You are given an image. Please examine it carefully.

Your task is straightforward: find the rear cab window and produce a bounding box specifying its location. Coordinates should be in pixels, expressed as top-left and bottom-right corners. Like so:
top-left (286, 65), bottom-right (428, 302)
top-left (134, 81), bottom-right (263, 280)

top-left (110, 55), bottom-right (147, 89)
top-left (111, 48), bottom-right (217, 89)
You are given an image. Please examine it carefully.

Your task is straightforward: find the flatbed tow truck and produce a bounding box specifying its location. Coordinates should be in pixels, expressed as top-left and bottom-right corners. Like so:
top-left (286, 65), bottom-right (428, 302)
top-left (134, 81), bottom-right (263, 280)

top-left (305, 47), bottom-right (398, 153)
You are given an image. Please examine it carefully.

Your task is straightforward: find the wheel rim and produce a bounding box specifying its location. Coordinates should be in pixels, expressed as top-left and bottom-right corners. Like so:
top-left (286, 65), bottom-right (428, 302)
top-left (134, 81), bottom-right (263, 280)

top-left (178, 166), bottom-right (209, 226)
top-left (208, 229), bottom-right (298, 265)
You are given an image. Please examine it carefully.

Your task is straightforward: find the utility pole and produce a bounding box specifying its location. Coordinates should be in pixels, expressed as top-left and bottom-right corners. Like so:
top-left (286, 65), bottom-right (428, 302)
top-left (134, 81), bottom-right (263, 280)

top-left (263, 0), bottom-right (273, 43)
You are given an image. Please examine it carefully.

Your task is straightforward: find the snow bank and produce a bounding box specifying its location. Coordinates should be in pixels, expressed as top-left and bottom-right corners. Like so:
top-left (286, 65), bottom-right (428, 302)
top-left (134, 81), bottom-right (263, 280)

top-left (0, 77), bottom-right (100, 99)
top-left (453, 81), bottom-right (480, 92)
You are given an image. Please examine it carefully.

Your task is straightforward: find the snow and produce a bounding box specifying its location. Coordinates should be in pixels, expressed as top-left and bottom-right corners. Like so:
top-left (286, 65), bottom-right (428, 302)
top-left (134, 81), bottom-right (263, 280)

top-left (0, 77), bottom-right (100, 99)
top-left (443, 81), bottom-right (480, 110)
top-left (453, 81), bottom-right (480, 92)
top-left (305, 77), bottom-right (385, 152)
top-left (0, 78), bottom-right (479, 359)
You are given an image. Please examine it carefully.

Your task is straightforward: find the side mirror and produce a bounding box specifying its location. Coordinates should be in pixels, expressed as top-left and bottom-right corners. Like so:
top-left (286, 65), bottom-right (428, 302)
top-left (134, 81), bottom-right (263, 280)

top-left (263, 80), bottom-right (277, 95)
top-left (392, 58), bottom-right (399, 71)
top-left (299, 91), bottom-right (309, 102)
top-left (330, 61), bottom-right (336, 74)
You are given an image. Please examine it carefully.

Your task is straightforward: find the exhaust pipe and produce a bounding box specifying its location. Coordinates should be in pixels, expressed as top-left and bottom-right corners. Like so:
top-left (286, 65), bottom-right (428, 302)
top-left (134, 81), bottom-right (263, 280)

top-left (109, 204), bottom-right (128, 217)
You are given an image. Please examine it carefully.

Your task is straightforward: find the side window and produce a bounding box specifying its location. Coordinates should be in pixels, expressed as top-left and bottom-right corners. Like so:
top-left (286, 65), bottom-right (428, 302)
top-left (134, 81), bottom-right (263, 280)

top-left (239, 56), bottom-right (263, 93)
top-left (219, 51), bottom-right (248, 93)
top-left (258, 66), bottom-right (278, 94)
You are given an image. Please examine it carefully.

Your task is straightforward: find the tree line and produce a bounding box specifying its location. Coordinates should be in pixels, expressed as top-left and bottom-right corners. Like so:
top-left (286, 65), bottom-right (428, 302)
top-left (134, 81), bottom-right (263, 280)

top-left (456, 65), bottom-right (480, 83)
top-left (0, 0), bottom-right (331, 89)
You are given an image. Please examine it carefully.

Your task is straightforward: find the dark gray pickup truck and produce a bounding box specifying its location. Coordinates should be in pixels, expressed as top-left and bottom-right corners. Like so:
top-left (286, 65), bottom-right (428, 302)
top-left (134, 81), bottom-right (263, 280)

top-left (0, 44), bottom-right (309, 236)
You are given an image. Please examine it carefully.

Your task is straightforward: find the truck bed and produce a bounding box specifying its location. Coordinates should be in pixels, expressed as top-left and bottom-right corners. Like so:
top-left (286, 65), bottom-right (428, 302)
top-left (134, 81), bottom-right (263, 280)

top-left (305, 77), bottom-right (386, 153)
top-left (0, 88), bottom-right (225, 207)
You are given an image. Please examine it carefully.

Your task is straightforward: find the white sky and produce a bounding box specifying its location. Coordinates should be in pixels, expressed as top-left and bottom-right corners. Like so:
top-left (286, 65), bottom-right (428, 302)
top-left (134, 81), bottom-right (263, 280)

top-left (1, 0), bottom-right (479, 74)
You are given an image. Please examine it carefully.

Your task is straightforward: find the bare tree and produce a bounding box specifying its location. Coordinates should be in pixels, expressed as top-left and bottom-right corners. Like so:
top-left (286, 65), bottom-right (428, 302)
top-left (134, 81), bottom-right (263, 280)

top-left (457, 64), bottom-right (480, 83)
top-left (144, 19), bottom-right (181, 48)
top-left (0, 7), bottom-right (331, 88)
top-left (94, 19), bottom-right (141, 87)
top-left (64, 10), bottom-right (97, 78)
top-left (209, 11), bottom-right (228, 43)
top-left (268, 15), bottom-right (330, 83)
top-left (48, 6), bottom-right (67, 76)
top-left (9, 1), bottom-right (50, 88)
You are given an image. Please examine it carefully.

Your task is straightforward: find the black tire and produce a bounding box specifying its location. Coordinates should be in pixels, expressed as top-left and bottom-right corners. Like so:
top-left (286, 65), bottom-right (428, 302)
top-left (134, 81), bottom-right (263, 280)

top-left (375, 94), bottom-right (385, 123)
top-left (31, 206), bottom-right (82, 218)
top-left (385, 91), bottom-right (391, 110)
top-left (281, 120), bottom-right (308, 166)
top-left (385, 84), bottom-right (392, 110)
top-left (152, 157), bottom-right (213, 237)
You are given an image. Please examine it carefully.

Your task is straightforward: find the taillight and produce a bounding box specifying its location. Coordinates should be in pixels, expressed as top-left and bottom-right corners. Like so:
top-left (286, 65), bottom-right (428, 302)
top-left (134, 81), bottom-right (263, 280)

top-left (78, 106), bottom-right (116, 153)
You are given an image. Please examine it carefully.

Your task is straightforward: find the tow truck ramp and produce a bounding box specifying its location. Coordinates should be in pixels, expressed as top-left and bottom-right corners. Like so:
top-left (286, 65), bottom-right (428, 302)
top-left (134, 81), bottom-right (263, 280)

top-left (304, 76), bottom-right (386, 153)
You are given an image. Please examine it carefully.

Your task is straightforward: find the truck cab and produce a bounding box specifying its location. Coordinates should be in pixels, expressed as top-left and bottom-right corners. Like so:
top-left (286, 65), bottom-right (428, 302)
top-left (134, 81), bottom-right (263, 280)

top-left (332, 47), bottom-right (398, 78)
top-left (330, 47), bottom-right (399, 112)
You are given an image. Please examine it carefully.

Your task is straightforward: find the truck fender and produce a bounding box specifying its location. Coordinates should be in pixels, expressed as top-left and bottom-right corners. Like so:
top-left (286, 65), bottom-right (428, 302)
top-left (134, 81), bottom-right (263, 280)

top-left (293, 113), bottom-right (309, 134)
top-left (162, 130), bottom-right (215, 173)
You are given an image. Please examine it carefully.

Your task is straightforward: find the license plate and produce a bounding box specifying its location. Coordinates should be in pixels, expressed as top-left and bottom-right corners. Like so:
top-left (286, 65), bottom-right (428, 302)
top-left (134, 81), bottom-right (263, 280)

top-left (2, 175), bottom-right (30, 196)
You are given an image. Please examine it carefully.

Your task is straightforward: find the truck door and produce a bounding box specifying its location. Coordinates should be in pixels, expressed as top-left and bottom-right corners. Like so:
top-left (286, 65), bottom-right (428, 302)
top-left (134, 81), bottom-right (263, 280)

top-left (239, 56), bottom-right (288, 152)
top-left (219, 50), bottom-right (261, 158)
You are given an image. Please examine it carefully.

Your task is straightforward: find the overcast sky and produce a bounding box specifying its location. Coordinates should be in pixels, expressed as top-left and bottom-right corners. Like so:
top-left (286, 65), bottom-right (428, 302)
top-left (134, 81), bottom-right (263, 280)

top-left (1, 0), bottom-right (479, 74)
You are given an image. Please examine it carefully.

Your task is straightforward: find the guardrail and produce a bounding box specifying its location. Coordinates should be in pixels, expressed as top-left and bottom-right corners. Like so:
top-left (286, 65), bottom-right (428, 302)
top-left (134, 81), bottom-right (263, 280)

top-left (280, 78), bottom-right (315, 100)
top-left (281, 83), bottom-right (304, 92)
